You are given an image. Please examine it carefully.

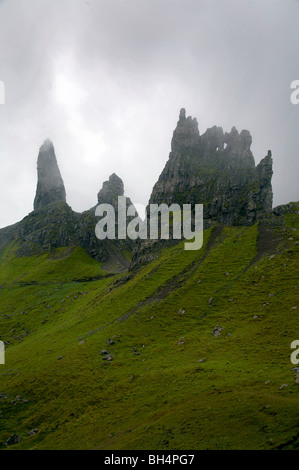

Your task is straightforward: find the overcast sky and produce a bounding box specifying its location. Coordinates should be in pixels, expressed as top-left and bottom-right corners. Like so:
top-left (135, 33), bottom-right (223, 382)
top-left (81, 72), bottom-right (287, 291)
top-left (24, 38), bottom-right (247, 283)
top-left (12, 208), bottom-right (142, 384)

top-left (0, 0), bottom-right (298, 228)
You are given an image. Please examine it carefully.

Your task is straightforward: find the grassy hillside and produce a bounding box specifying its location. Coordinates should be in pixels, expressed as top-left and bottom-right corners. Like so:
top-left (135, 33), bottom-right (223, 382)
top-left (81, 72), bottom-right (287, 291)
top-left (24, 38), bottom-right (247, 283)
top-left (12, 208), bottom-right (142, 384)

top-left (0, 206), bottom-right (298, 450)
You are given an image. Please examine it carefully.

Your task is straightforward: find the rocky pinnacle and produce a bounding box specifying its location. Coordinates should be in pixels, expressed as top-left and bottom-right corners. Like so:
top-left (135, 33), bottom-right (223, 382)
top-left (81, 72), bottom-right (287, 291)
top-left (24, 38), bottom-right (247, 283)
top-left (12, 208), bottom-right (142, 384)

top-left (149, 108), bottom-right (273, 226)
top-left (33, 139), bottom-right (66, 210)
top-left (97, 173), bottom-right (125, 208)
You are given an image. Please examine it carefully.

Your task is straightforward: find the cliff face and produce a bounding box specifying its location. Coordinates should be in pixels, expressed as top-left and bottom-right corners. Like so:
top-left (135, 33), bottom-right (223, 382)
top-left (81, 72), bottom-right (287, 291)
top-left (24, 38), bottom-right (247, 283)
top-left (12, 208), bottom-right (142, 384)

top-left (149, 108), bottom-right (273, 226)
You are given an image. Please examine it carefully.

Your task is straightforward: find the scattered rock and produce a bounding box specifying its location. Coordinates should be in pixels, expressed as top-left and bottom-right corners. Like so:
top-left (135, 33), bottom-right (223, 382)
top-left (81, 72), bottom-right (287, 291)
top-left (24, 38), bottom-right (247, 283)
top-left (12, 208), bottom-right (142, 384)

top-left (253, 315), bottom-right (258, 319)
top-left (198, 358), bottom-right (206, 363)
top-left (107, 338), bottom-right (114, 345)
top-left (102, 355), bottom-right (113, 361)
top-left (100, 350), bottom-right (109, 355)
top-left (6, 435), bottom-right (21, 446)
top-left (279, 384), bottom-right (288, 390)
top-left (27, 428), bottom-right (39, 436)
top-left (212, 326), bottom-right (223, 337)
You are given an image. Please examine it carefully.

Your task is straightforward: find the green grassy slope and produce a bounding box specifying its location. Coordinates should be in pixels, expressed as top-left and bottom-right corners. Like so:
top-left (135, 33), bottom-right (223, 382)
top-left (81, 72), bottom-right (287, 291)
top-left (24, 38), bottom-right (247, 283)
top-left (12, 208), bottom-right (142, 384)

top-left (0, 207), bottom-right (298, 450)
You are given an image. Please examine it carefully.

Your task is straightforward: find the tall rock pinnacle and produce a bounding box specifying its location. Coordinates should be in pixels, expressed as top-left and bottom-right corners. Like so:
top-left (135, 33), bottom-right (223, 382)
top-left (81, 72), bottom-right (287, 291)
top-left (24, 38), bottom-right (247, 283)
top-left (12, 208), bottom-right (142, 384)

top-left (34, 139), bottom-right (66, 210)
top-left (171, 108), bottom-right (200, 153)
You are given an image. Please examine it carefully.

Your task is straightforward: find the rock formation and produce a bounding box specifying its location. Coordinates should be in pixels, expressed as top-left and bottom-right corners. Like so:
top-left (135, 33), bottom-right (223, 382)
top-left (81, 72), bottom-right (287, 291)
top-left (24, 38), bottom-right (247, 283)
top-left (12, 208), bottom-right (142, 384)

top-left (95, 172), bottom-right (135, 215)
top-left (130, 108), bottom-right (274, 268)
top-left (0, 141), bottom-right (135, 272)
top-left (149, 108), bottom-right (273, 226)
top-left (0, 109), bottom-right (287, 274)
top-left (33, 139), bottom-right (66, 210)
top-left (97, 173), bottom-right (125, 208)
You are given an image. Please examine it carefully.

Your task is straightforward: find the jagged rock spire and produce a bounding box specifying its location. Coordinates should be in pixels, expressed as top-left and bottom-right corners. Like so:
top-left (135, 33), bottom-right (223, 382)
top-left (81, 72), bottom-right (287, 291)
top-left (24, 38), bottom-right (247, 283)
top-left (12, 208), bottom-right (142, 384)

top-left (149, 108), bottom-right (273, 225)
top-left (96, 172), bottom-right (135, 215)
top-left (34, 139), bottom-right (66, 210)
top-left (171, 108), bottom-right (200, 153)
top-left (97, 173), bottom-right (125, 207)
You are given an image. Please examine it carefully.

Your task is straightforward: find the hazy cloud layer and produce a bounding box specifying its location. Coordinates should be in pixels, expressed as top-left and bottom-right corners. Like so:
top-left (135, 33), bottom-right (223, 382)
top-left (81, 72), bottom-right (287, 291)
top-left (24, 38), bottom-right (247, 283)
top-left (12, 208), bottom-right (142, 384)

top-left (0, 0), bottom-right (298, 227)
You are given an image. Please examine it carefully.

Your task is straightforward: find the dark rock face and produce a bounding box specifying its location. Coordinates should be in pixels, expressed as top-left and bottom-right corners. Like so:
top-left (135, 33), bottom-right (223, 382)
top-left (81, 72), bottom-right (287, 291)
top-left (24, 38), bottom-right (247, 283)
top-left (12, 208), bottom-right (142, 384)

top-left (149, 108), bottom-right (273, 226)
top-left (0, 111), bottom-right (278, 273)
top-left (97, 173), bottom-right (125, 207)
top-left (33, 139), bottom-right (66, 210)
top-left (130, 109), bottom-right (274, 269)
top-left (0, 151), bottom-right (135, 272)
top-left (96, 172), bottom-right (135, 216)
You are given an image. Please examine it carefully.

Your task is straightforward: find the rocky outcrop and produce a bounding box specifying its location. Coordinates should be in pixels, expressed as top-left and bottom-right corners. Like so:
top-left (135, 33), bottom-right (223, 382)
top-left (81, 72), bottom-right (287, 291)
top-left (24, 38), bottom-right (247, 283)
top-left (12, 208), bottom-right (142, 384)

top-left (272, 202), bottom-right (299, 217)
top-left (95, 172), bottom-right (135, 214)
top-left (33, 139), bottom-right (66, 210)
top-left (149, 108), bottom-right (273, 226)
top-left (0, 112), bottom-right (281, 274)
top-left (0, 141), bottom-right (135, 272)
top-left (97, 173), bottom-right (125, 207)
top-left (130, 109), bottom-right (274, 269)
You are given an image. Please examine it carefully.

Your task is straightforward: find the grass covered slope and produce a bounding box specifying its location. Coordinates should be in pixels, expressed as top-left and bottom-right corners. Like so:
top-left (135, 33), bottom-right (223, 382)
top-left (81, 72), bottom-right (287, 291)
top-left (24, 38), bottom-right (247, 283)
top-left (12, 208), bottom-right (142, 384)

top-left (0, 206), bottom-right (298, 450)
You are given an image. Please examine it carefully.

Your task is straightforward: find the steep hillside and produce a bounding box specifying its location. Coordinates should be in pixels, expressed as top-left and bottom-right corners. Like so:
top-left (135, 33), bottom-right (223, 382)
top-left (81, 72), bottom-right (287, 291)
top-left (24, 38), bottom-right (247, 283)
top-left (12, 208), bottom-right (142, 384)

top-left (0, 204), bottom-right (298, 450)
